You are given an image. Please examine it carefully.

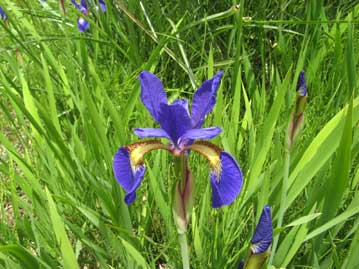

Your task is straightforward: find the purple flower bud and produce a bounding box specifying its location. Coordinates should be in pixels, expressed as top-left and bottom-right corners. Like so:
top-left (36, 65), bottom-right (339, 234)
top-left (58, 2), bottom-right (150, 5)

top-left (0, 6), bottom-right (7, 20)
top-left (296, 70), bottom-right (307, 97)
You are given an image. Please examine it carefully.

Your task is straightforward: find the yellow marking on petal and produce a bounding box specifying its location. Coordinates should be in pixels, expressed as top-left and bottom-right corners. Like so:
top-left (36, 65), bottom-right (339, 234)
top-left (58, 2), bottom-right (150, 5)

top-left (126, 140), bottom-right (170, 166)
top-left (188, 141), bottom-right (222, 176)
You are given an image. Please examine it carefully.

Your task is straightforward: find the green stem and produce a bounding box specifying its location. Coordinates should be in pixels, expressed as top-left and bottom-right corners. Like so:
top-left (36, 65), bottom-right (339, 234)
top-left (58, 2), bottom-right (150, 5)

top-left (269, 148), bottom-right (290, 264)
top-left (178, 232), bottom-right (190, 269)
top-left (173, 154), bottom-right (191, 268)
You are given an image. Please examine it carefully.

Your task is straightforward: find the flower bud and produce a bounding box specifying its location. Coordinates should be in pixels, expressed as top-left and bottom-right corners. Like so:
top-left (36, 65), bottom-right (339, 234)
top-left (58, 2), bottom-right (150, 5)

top-left (288, 70), bottom-right (308, 148)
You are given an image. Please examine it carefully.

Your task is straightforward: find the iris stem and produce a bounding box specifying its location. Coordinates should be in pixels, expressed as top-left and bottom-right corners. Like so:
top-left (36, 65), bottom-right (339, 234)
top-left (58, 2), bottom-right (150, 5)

top-left (270, 147), bottom-right (290, 264)
top-left (173, 154), bottom-right (191, 268)
top-left (179, 232), bottom-right (190, 269)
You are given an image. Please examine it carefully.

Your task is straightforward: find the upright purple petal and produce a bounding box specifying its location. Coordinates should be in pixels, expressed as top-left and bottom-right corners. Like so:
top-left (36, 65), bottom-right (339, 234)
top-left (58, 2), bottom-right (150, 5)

top-left (0, 6), bottom-right (7, 20)
top-left (191, 71), bottom-right (223, 128)
top-left (296, 70), bottom-right (307, 97)
top-left (158, 102), bottom-right (192, 146)
top-left (134, 128), bottom-right (170, 140)
top-left (251, 205), bottom-right (273, 254)
top-left (113, 147), bottom-right (145, 205)
top-left (98, 0), bottom-right (106, 12)
top-left (139, 71), bottom-right (168, 124)
top-left (210, 152), bottom-right (243, 208)
top-left (77, 17), bottom-right (90, 32)
top-left (177, 127), bottom-right (222, 147)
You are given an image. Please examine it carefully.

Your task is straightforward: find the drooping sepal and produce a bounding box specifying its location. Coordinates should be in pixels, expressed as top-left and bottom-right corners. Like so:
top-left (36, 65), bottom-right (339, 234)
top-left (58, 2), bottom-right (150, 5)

top-left (113, 140), bottom-right (170, 205)
top-left (189, 141), bottom-right (243, 208)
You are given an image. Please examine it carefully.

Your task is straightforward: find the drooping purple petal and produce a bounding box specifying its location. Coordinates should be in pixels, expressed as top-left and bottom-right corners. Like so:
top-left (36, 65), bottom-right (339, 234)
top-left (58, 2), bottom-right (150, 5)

top-left (296, 70), bottom-right (307, 97)
top-left (98, 0), bottom-right (106, 12)
top-left (77, 17), bottom-right (90, 32)
top-left (139, 71), bottom-right (168, 124)
top-left (238, 260), bottom-right (244, 269)
top-left (191, 71), bottom-right (223, 128)
top-left (113, 147), bottom-right (146, 205)
top-left (251, 205), bottom-right (273, 254)
top-left (177, 127), bottom-right (222, 146)
top-left (134, 128), bottom-right (170, 140)
top-left (0, 6), bottom-right (7, 20)
top-left (158, 102), bottom-right (192, 146)
top-left (210, 152), bottom-right (243, 208)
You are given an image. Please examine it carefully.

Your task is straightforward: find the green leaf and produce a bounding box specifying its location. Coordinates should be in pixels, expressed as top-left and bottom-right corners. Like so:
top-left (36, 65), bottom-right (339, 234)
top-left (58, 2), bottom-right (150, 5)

top-left (45, 188), bottom-right (80, 269)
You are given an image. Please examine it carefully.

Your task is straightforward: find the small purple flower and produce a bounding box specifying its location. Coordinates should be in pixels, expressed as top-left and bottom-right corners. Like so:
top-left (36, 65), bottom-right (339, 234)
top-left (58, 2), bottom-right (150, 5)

top-left (77, 17), bottom-right (90, 32)
top-left (251, 205), bottom-right (273, 254)
top-left (0, 6), bottom-right (7, 20)
top-left (113, 71), bottom-right (243, 208)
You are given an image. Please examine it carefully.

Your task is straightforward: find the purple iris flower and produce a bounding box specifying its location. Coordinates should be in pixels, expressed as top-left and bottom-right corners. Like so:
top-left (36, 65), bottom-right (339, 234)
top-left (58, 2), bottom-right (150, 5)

top-left (251, 205), bottom-right (273, 254)
top-left (113, 71), bottom-right (243, 208)
top-left (0, 6), bottom-right (7, 20)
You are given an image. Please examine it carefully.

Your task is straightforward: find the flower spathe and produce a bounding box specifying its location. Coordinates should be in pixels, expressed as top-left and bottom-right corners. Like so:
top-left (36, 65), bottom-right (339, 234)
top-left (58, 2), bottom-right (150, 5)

top-left (113, 71), bottom-right (243, 208)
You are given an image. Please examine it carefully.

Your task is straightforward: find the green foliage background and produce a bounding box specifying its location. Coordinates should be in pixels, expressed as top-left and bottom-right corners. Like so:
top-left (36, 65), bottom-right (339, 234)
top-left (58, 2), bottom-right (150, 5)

top-left (0, 0), bottom-right (359, 268)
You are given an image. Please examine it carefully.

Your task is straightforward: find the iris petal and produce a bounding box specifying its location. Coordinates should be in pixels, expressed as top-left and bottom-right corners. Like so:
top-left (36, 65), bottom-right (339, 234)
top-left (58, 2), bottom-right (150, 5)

top-left (188, 142), bottom-right (243, 208)
top-left (210, 152), bottom-right (243, 208)
top-left (158, 102), bottom-right (192, 146)
top-left (113, 147), bottom-right (145, 205)
top-left (191, 71), bottom-right (223, 128)
top-left (251, 205), bottom-right (273, 254)
top-left (177, 127), bottom-right (222, 146)
top-left (134, 128), bottom-right (170, 140)
top-left (138, 71), bottom-right (168, 124)
top-left (113, 141), bottom-right (170, 204)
